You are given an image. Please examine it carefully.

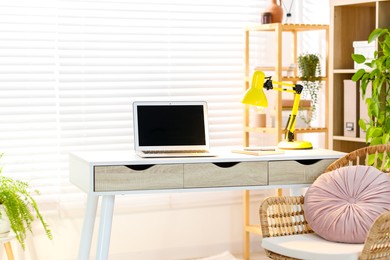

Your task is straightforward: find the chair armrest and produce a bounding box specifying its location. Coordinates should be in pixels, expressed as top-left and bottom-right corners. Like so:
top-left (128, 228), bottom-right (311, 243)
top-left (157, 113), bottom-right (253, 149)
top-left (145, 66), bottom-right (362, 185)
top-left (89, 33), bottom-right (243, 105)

top-left (361, 211), bottom-right (390, 259)
top-left (325, 144), bottom-right (390, 173)
top-left (259, 196), bottom-right (312, 238)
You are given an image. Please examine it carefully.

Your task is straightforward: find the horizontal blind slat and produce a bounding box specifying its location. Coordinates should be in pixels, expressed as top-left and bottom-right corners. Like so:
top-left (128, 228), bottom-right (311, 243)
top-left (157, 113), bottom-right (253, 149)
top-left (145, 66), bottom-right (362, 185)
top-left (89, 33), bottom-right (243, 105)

top-left (0, 0), bottom-right (264, 215)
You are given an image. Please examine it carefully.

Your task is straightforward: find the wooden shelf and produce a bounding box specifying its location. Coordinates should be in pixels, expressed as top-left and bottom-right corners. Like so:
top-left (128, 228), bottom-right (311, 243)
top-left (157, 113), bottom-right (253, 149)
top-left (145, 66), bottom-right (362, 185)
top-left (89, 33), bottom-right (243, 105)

top-left (244, 76), bottom-right (328, 83)
top-left (244, 126), bottom-right (277, 134)
top-left (242, 23), bottom-right (329, 260)
top-left (329, 0), bottom-right (390, 152)
top-left (333, 135), bottom-right (366, 142)
top-left (243, 23), bottom-right (329, 147)
top-left (244, 127), bottom-right (327, 134)
top-left (332, 0), bottom-right (376, 7)
top-left (295, 127), bottom-right (328, 134)
top-left (282, 76), bottom-right (328, 82)
top-left (332, 69), bottom-right (358, 74)
top-left (333, 69), bottom-right (373, 74)
top-left (245, 23), bottom-right (329, 32)
top-left (245, 225), bottom-right (262, 235)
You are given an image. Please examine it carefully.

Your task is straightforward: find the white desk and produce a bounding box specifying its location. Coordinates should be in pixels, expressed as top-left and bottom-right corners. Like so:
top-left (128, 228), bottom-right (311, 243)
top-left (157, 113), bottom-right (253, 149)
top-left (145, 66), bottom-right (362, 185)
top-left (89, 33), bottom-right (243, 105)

top-left (69, 148), bottom-right (345, 260)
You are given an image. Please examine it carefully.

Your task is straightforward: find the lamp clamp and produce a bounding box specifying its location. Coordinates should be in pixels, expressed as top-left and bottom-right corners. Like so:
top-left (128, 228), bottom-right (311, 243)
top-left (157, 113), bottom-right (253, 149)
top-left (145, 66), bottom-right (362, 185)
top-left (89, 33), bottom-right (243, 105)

top-left (264, 76), bottom-right (273, 90)
top-left (294, 84), bottom-right (303, 94)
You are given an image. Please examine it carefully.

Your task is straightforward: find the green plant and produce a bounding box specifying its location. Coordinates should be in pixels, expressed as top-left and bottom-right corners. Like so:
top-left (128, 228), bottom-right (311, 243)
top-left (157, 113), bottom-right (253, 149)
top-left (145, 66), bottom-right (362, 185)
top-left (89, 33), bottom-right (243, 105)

top-left (297, 53), bottom-right (322, 126)
top-left (351, 27), bottom-right (390, 168)
top-left (0, 155), bottom-right (52, 249)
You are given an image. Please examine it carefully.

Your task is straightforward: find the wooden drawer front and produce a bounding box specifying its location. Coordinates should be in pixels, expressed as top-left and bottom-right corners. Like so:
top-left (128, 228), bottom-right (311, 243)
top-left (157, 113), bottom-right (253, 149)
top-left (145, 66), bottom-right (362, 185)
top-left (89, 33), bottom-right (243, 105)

top-left (94, 164), bottom-right (183, 192)
top-left (183, 162), bottom-right (268, 188)
top-left (268, 159), bottom-right (336, 185)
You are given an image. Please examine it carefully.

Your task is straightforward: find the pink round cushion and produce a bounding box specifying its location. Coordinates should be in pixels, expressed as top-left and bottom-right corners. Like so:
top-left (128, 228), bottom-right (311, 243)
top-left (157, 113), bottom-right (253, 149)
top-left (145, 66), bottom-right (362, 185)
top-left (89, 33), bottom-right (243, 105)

top-left (304, 165), bottom-right (390, 243)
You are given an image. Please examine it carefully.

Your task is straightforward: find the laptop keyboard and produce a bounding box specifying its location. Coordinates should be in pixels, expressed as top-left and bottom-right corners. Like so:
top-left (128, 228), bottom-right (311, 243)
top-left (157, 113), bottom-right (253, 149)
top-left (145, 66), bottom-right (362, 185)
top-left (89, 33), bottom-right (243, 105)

top-left (143, 150), bottom-right (209, 154)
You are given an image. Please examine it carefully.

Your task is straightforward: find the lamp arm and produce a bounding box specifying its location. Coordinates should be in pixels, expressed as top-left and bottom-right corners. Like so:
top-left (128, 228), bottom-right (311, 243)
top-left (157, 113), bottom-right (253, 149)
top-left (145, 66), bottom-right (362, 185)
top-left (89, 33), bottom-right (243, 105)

top-left (283, 90), bottom-right (301, 142)
top-left (269, 80), bottom-right (304, 142)
top-left (282, 84), bottom-right (303, 142)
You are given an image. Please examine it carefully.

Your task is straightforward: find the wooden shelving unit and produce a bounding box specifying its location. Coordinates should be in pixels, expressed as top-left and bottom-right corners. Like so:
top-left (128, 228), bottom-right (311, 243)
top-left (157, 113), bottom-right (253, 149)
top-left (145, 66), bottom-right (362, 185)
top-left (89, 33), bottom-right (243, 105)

top-left (242, 23), bottom-right (329, 260)
top-left (243, 23), bottom-right (329, 147)
top-left (329, 0), bottom-right (390, 152)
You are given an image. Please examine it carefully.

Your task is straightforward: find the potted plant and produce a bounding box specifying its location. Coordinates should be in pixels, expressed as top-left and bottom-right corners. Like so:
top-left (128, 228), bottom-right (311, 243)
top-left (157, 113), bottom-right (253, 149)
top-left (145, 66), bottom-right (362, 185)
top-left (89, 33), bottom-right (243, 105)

top-left (0, 155), bottom-right (52, 249)
top-left (297, 53), bottom-right (322, 126)
top-left (351, 26), bottom-right (390, 167)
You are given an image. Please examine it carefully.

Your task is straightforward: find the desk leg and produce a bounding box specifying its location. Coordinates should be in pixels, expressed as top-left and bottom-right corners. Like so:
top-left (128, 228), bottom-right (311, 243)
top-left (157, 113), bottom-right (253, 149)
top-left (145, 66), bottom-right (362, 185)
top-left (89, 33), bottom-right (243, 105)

top-left (4, 241), bottom-right (14, 260)
top-left (78, 194), bottom-right (99, 260)
top-left (243, 190), bottom-right (250, 260)
top-left (96, 195), bottom-right (115, 260)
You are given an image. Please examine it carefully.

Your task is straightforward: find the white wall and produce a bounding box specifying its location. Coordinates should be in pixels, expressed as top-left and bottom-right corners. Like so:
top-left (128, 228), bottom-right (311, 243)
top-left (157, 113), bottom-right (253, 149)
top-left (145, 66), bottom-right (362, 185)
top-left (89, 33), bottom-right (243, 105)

top-left (11, 190), bottom-right (275, 260)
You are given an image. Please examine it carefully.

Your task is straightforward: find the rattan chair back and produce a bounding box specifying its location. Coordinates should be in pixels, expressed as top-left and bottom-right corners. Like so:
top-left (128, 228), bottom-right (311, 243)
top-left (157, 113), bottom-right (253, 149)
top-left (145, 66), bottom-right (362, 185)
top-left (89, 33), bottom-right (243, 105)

top-left (360, 211), bottom-right (390, 259)
top-left (325, 144), bottom-right (390, 173)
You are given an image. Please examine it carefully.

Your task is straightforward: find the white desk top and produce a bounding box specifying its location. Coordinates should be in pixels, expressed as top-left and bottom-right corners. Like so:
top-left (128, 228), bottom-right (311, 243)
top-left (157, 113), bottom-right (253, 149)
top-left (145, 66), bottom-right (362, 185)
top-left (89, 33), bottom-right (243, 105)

top-left (70, 147), bottom-right (345, 166)
top-left (69, 147), bottom-right (346, 195)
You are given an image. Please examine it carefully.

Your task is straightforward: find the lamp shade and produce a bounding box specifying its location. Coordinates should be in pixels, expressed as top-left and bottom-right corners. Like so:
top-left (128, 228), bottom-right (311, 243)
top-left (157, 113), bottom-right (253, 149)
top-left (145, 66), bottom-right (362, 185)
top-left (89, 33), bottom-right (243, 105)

top-left (241, 70), bottom-right (268, 107)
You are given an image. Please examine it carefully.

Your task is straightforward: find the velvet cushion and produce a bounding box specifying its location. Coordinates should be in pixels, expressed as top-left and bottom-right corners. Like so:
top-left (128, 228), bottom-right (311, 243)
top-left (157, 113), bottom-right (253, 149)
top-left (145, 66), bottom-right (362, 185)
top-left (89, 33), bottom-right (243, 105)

top-left (304, 165), bottom-right (390, 243)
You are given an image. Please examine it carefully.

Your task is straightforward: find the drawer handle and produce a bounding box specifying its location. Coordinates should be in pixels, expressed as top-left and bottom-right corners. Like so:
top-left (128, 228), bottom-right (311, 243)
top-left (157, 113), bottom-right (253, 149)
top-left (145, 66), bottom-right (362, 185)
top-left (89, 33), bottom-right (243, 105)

top-left (213, 162), bottom-right (239, 168)
top-left (125, 165), bottom-right (155, 171)
top-left (296, 159), bottom-right (321, 165)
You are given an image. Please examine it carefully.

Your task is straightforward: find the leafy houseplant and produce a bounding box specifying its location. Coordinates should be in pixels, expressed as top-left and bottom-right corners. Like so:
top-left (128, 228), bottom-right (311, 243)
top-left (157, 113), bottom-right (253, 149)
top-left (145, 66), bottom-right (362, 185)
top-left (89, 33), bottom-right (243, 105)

top-left (351, 27), bottom-right (390, 167)
top-left (297, 53), bottom-right (322, 126)
top-left (0, 156), bottom-right (52, 249)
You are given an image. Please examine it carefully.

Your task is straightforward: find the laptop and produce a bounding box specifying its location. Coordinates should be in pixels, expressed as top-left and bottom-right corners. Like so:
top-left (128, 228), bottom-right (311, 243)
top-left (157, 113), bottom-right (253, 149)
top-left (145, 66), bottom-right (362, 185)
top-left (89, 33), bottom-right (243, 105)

top-left (133, 101), bottom-right (215, 158)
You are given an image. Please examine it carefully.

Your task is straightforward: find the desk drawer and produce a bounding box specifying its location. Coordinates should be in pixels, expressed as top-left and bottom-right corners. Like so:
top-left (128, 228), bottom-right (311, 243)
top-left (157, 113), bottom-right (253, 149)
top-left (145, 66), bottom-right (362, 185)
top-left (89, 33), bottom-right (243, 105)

top-left (184, 162), bottom-right (268, 188)
top-left (94, 164), bottom-right (183, 191)
top-left (268, 159), bottom-right (336, 185)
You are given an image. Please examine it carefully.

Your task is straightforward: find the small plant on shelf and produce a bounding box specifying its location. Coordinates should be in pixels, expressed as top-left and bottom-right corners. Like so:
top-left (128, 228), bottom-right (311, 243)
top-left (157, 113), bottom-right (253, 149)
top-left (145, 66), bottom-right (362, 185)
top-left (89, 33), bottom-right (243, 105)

top-left (297, 53), bottom-right (322, 127)
top-left (352, 26), bottom-right (390, 168)
top-left (0, 154), bottom-right (52, 249)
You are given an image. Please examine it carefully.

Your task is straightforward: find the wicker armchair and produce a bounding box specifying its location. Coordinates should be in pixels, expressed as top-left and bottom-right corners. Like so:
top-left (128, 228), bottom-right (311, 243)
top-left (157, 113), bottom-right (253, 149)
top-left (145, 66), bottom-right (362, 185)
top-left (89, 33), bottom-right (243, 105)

top-left (259, 144), bottom-right (390, 260)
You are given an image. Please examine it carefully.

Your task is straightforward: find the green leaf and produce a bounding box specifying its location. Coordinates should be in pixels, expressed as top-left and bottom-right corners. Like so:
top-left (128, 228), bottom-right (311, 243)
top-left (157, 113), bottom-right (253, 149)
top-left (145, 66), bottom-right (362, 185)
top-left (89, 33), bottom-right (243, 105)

top-left (367, 126), bottom-right (375, 141)
top-left (360, 77), bottom-right (369, 97)
top-left (359, 119), bottom-right (367, 131)
top-left (370, 102), bottom-right (380, 118)
top-left (351, 53), bottom-right (366, 63)
top-left (371, 137), bottom-right (383, 145)
top-left (368, 154), bottom-right (376, 165)
top-left (383, 133), bottom-right (390, 144)
top-left (352, 69), bottom-right (366, 82)
top-left (371, 127), bottom-right (383, 137)
top-left (384, 43), bottom-right (390, 56)
top-left (374, 50), bottom-right (379, 59)
top-left (368, 28), bottom-right (385, 43)
top-left (378, 117), bottom-right (385, 125)
top-left (385, 34), bottom-right (390, 48)
top-left (369, 68), bottom-right (379, 79)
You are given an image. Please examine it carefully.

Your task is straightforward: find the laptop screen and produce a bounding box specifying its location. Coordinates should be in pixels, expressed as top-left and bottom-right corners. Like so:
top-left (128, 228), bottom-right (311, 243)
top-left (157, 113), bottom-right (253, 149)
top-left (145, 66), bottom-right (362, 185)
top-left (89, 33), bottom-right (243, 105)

top-left (133, 101), bottom-right (209, 151)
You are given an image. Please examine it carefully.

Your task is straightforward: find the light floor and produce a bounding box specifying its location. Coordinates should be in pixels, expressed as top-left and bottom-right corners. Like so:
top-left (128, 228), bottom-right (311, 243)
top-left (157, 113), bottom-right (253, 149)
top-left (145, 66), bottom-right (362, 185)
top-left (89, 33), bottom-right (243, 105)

top-left (238, 253), bottom-right (268, 260)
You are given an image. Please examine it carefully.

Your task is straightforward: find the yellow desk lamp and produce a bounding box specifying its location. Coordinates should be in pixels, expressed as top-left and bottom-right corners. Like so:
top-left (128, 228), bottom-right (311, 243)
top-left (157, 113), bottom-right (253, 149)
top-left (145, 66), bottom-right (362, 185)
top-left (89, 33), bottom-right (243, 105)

top-left (242, 70), bottom-right (313, 150)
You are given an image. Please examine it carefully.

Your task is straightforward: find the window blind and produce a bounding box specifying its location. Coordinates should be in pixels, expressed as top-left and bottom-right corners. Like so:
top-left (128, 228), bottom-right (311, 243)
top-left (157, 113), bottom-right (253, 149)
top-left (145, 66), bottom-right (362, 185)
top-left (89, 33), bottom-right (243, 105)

top-left (0, 0), bottom-right (264, 214)
top-left (0, 1), bottom-right (59, 214)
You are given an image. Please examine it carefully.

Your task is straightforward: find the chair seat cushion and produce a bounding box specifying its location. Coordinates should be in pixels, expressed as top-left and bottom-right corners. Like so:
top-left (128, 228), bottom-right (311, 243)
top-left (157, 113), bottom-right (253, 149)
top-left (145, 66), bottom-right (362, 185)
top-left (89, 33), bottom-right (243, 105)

top-left (262, 233), bottom-right (364, 260)
top-left (304, 165), bottom-right (390, 243)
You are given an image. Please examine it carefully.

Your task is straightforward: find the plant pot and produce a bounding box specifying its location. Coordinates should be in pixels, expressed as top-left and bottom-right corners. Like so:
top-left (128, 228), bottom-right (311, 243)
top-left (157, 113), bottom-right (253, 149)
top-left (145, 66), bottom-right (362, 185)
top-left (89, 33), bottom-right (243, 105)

top-left (254, 113), bottom-right (266, 127)
top-left (0, 205), bottom-right (10, 237)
